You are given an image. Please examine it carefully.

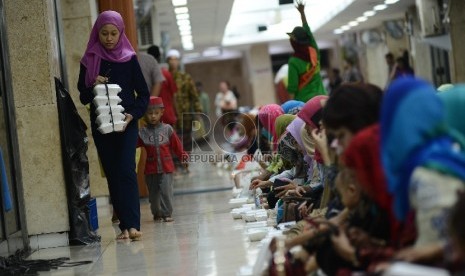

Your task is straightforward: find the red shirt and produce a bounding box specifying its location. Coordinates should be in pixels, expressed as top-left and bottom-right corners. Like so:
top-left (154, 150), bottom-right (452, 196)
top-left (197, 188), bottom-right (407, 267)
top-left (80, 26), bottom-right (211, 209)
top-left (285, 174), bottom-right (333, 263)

top-left (160, 68), bottom-right (177, 126)
top-left (137, 123), bottom-right (188, 174)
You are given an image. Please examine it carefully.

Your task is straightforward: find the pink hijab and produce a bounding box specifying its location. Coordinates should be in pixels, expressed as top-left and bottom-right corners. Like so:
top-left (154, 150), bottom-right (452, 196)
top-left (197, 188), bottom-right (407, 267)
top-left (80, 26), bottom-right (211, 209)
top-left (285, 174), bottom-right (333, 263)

top-left (258, 104), bottom-right (284, 147)
top-left (80, 10), bottom-right (136, 87)
top-left (297, 95), bottom-right (328, 129)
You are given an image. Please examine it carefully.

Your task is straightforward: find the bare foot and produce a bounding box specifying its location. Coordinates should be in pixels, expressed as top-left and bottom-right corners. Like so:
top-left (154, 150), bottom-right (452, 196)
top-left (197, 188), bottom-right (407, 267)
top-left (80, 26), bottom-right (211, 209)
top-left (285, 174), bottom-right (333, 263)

top-left (116, 229), bottom-right (129, 240)
top-left (163, 217), bottom-right (174, 222)
top-left (129, 228), bottom-right (142, 241)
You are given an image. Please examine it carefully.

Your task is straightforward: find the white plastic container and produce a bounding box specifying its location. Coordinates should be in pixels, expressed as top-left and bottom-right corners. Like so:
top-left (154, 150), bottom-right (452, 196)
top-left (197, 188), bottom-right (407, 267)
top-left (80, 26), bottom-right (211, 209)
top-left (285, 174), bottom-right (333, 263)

top-left (95, 105), bottom-right (124, 116)
top-left (246, 228), bottom-right (269, 242)
top-left (228, 198), bottom-right (248, 209)
top-left (93, 95), bottom-right (122, 106)
top-left (243, 211), bottom-right (258, 222)
top-left (96, 113), bottom-right (125, 125)
top-left (245, 221), bottom-right (267, 229)
top-left (93, 84), bottom-right (122, 97)
top-left (97, 121), bottom-right (127, 134)
top-left (112, 121), bottom-right (127, 132)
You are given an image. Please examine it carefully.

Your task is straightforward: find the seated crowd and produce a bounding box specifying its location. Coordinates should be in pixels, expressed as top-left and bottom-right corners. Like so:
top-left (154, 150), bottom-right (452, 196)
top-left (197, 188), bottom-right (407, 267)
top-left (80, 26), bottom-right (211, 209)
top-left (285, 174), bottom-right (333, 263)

top-left (226, 77), bottom-right (465, 275)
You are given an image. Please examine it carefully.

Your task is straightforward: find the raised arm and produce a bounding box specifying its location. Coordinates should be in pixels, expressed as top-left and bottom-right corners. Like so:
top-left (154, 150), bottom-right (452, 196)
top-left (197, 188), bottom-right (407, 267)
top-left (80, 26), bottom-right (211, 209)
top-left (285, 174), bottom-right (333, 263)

top-left (296, 0), bottom-right (307, 26)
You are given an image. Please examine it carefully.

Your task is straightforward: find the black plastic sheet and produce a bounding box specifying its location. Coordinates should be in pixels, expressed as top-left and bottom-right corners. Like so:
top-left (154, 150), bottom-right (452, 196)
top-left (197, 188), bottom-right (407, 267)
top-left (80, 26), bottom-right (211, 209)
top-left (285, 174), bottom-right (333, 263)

top-left (55, 78), bottom-right (100, 245)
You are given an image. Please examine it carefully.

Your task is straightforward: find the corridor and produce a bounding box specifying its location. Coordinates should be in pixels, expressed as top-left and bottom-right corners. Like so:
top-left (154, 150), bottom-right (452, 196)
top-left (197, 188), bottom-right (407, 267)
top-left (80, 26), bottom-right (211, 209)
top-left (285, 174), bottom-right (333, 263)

top-left (31, 162), bottom-right (258, 275)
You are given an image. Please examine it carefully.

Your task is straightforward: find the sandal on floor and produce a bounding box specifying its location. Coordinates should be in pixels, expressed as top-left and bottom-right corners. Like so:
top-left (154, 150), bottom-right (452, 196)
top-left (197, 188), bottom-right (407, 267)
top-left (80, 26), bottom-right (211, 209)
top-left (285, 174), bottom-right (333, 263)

top-left (162, 217), bottom-right (174, 222)
top-left (129, 229), bottom-right (142, 241)
top-left (116, 230), bottom-right (129, 240)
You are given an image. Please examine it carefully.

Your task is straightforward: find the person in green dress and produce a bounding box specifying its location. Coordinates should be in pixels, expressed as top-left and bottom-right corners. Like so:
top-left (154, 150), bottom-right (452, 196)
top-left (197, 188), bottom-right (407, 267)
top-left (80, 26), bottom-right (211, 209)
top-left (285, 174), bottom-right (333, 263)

top-left (287, 0), bottom-right (326, 102)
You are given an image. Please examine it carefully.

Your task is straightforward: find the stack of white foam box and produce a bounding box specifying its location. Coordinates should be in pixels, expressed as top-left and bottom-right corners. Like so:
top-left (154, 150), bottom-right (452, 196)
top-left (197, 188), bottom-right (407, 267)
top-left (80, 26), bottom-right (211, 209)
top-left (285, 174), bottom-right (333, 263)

top-left (93, 84), bottom-right (126, 134)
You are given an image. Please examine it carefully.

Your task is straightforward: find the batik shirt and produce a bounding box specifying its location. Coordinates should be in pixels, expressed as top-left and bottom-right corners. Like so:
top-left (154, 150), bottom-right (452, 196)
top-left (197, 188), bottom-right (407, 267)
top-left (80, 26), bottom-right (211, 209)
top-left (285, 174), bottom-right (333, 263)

top-left (172, 71), bottom-right (203, 132)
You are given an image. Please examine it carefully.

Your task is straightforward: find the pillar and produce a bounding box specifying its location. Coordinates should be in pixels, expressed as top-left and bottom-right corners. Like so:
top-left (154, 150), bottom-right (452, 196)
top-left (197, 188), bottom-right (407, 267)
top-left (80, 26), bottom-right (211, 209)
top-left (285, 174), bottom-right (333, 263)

top-left (4, 0), bottom-right (68, 240)
top-left (98, 0), bottom-right (138, 51)
top-left (449, 0), bottom-right (465, 82)
top-left (244, 44), bottom-right (276, 106)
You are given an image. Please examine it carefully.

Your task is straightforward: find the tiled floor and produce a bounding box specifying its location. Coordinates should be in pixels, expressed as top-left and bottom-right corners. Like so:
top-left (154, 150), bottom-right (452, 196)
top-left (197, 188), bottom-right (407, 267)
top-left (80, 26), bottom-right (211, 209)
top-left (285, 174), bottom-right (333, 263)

top-left (31, 161), bottom-right (259, 276)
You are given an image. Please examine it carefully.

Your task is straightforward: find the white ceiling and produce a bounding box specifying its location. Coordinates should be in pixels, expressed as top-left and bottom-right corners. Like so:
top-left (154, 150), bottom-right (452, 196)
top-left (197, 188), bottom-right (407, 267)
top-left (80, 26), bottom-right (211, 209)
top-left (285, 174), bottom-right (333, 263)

top-left (152, 0), bottom-right (416, 62)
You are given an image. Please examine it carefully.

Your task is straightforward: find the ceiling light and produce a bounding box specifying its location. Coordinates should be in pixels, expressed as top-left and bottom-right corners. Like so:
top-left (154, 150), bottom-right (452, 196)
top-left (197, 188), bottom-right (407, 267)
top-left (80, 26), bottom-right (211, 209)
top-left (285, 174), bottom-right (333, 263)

top-left (341, 25), bottom-right (350, 31)
top-left (363, 11), bottom-right (376, 17)
top-left (348, 21), bottom-right (359, 27)
top-left (177, 19), bottom-right (191, 26)
top-left (174, 7), bottom-right (188, 14)
top-left (180, 29), bottom-right (191, 36)
top-left (374, 4), bottom-right (387, 11)
top-left (172, 0), bottom-right (187, 6)
top-left (356, 16), bottom-right (367, 22)
top-left (178, 25), bottom-right (191, 31)
top-left (183, 42), bottom-right (194, 51)
top-left (176, 13), bottom-right (190, 20)
top-left (385, 0), bottom-right (399, 4)
top-left (334, 29), bottom-right (344, 34)
top-left (181, 36), bottom-right (192, 43)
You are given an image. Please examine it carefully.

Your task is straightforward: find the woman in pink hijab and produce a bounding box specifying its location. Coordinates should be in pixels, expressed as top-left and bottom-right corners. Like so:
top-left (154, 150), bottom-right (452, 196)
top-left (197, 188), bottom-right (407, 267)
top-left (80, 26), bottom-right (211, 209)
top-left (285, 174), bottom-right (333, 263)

top-left (77, 11), bottom-right (149, 240)
top-left (258, 104), bottom-right (284, 149)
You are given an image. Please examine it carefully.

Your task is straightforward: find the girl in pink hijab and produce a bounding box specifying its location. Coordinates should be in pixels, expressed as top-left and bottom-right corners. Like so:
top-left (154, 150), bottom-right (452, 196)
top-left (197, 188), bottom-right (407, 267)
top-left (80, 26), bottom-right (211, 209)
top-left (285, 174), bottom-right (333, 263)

top-left (78, 10), bottom-right (149, 241)
top-left (258, 104), bottom-right (284, 149)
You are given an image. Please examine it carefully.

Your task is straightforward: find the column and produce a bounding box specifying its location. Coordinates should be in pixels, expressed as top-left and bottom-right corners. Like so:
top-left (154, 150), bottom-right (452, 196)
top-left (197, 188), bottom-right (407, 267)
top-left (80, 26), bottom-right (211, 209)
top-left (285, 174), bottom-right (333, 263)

top-left (4, 0), bottom-right (68, 237)
top-left (244, 44), bottom-right (276, 106)
top-left (449, 0), bottom-right (465, 82)
top-left (98, 0), bottom-right (138, 51)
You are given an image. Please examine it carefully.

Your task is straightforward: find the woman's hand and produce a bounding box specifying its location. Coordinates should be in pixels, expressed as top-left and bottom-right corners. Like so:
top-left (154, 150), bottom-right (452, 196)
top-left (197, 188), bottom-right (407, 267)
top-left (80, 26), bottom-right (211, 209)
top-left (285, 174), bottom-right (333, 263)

top-left (93, 75), bottom-right (109, 86)
top-left (311, 128), bottom-right (331, 166)
top-left (119, 113), bottom-right (133, 132)
top-left (249, 180), bottom-right (272, 190)
top-left (285, 186), bottom-right (307, 197)
top-left (274, 183), bottom-right (298, 198)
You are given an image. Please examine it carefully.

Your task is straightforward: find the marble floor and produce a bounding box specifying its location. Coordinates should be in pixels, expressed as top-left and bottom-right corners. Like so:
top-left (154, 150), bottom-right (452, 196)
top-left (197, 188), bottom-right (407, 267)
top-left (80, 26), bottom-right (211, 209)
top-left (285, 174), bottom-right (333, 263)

top-left (30, 161), bottom-right (260, 276)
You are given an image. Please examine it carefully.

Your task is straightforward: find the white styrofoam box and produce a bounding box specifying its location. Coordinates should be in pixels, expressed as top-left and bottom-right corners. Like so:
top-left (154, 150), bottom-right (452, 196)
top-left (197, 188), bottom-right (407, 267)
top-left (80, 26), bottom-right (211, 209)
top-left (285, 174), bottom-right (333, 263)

top-left (97, 121), bottom-right (127, 134)
top-left (254, 210), bottom-right (268, 222)
top-left (229, 198), bottom-right (248, 208)
top-left (96, 113), bottom-right (125, 125)
top-left (93, 95), bottom-right (122, 106)
top-left (231, 210), bottom-right (243, 219)
top-left (246, 227), bottom-right (269, 242)
top-left (245, 221), bottom-right (267, 229)
top-left (113, 121), bottom-right (127, 132)
top-left (243, 211), bottom-right (257, 222)
top-left (93, 84), bottom-right (122, 97)
top-left (97, 123), bottom-right (114, 134)
top-left (96, 105), bottom-right (125, 116)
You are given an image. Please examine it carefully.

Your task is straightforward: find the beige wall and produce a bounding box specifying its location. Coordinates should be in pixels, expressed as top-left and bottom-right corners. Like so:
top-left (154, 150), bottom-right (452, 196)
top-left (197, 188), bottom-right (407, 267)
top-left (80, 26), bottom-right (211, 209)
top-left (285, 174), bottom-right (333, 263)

top-left (185, 58), bottom-right (253, 118)
top-left (4, 0), bottom-right (69, 235)
top-left (61, 0), bottom-right (109, 197)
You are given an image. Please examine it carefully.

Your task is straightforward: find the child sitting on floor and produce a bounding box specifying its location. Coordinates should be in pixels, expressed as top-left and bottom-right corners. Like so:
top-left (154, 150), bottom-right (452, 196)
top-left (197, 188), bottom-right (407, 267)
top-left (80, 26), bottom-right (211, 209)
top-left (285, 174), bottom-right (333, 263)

top-left (137, 96), bottom-right (188, 222)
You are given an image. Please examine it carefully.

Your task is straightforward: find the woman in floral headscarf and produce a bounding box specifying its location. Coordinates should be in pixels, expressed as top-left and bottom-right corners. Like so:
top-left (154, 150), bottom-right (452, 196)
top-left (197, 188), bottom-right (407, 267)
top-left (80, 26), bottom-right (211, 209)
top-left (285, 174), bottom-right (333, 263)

top-left (78, 10), bottom-right (149, 240)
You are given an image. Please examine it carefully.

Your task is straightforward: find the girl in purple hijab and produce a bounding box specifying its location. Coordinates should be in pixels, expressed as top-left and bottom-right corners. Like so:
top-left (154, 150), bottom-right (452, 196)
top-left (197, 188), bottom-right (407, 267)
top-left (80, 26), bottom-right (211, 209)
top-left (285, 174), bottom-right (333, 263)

top-left (78, 10), bottom-right (149, 240)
